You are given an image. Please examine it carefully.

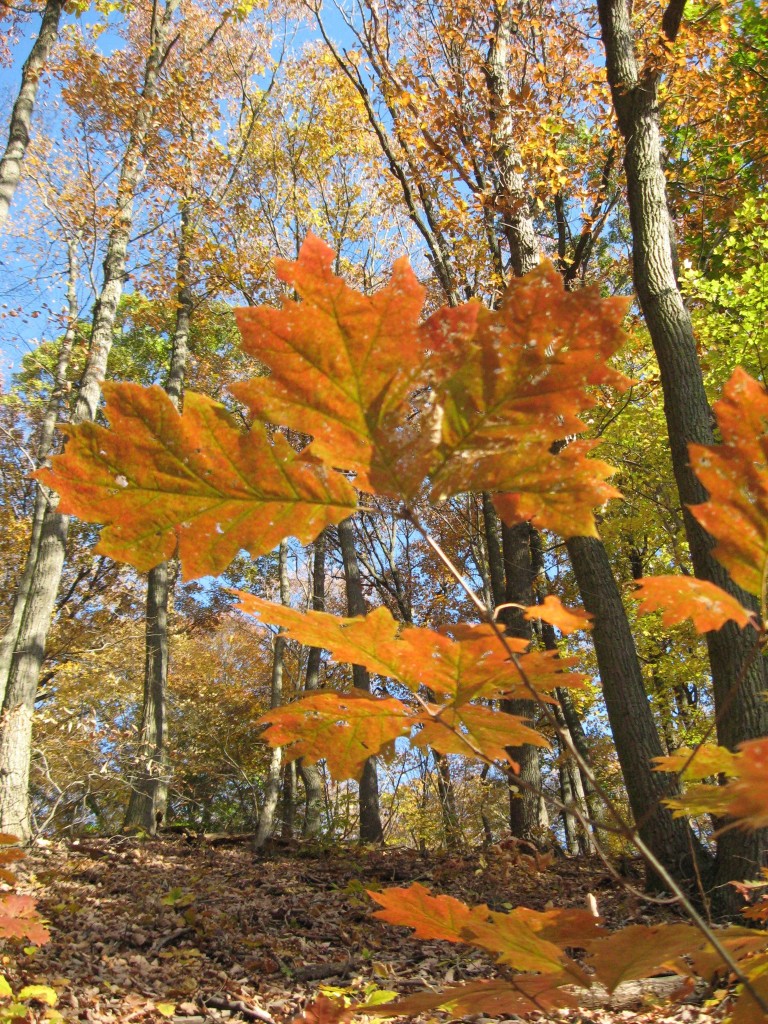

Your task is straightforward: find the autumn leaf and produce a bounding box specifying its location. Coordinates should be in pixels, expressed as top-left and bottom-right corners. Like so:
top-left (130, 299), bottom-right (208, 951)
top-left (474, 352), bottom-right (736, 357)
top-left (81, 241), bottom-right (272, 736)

top-left (370, 884), bottom-right (582, 976)
top-left (0, 895), bottom-right (50, 945)
top-left (36, 383), bottom-right (357, 579)
top-left (583, 923), bottom-right (699, 992)
top-left (653, 743), bottom-right (738, 780)
top-left (257, 690), bottom-right (412, 779)
top-left (237, 595), bottom-right (541, 704)
top-left (633, 576), bottom-right (757, 632)
top-left (357, 977), bottom-right (581, 1017)
top-left (670, 739), bottom-right (768, 828)
top-left (414, 702), bottom-right (549, 766)
top-left (688, 368), bottom-right (768, 599)
top-left (423, 264), bottom-right (630, 535)
top-left (521, 594), bottom-right (593, 634)
top-left (233, 233), bottom-right (435, 496)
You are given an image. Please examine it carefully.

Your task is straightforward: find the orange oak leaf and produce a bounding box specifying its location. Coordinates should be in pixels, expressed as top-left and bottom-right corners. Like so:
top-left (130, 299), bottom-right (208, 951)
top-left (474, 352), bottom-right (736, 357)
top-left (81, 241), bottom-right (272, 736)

top-left (357, 977), bottom-right (582, 1017)
top-left (521, 594), bottom-right (593, 634)
top-left (582, 923), bottom-right (702, 993)
top-left (688, 368), bottom-right (768, 598)
top-left (414, 702), bottom-right (549, 766)
top-left (256, 690), bottom-right (412, 780)
top-left (633, 576), bottom-right (757, 633)
top-left (653, 743), bottom-right (738, 780)
top-left (659, 739), bottom-right (768, 829)
top-left (233, 234), bottom-right (436, 497)
top-left (370, 885), bottom-right (586, 977)
top-left (237, 595), bottom-right (541, 704)
top-left (423, 264), bottom-right (630, 534)
top-left (35, 383), bottom-right (357, 580)
top-left (0, 895), bottom-right (50, 945)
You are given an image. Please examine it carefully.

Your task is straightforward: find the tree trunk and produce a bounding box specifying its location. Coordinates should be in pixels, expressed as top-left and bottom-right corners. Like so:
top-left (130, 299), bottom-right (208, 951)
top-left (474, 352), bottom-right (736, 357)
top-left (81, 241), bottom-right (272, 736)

top-left (123, 203), bottom-right (192, 834)
top-left (337, 516), bottom-right (383, 844)
top-left (597, 0), bottom-right (768, 912)
top-left (300, 532), bottom-right (326, 838)
top-left (124, 560), bottom-right (171, 832)
top-left (0, 235), bottom-right (79, 711)
top-left (0, 0), bottom-right (66, 230)
top-left (254, 542), bottom-right (289, 849)
top-left (433, 750), bottom-right (460, 849)
top-left (566, 535), bottom-right (709, 887)
top-left (500, 522), bottom-right (543, 842)
top-left (0, 0), bottom-right (181, 838)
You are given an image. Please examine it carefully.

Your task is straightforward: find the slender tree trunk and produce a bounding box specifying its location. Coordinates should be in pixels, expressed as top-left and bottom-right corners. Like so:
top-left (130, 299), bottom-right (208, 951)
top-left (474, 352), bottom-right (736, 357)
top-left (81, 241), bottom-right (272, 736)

top-left (254, 542), bottom-right (289, 849)
top-left (124, 204), bottom-right (192, 834)
top-left (0, 0), bottom-right (181, 838)
top-left (0, 235), bottom-right (79, 711)
top-left (433, 750), bottom-right (460, 849)
top-left (337, 517), bottom-right (383, 844)
top-left (281, 761), bottom-right (296, 841)
top-left (500, 522), bottom-right (543, 842)
top-left (124, 560), bottom-right (171, 832)
top-left (0, 0), bottom-right (66, 231)
top-left (299, 532), bottom-right (326, 838)
top-left (566, 535), bottom-right (709, 887)
top-left (597, 0), bottom-right (768, 912)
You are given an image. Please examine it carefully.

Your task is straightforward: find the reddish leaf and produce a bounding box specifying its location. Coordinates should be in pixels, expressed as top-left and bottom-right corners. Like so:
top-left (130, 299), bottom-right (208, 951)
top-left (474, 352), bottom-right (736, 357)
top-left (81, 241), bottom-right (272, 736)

top-left (583, 923), bottom-right (699, 993)
top-left (370, 884), bottom-right (582, 976)
top-left (634, 576), bottom-right (757, 633)
top-left (423, 264), bottom-right (630, 534)
top-left (688, 369), bottom-right (768, 597)
top-left (233, 234), bottom-right (434, 497)
top-left (521, 594), bottom-right (593, 634)
top-left (36, 384), bottom-right (357, 579)
top-left (291, 994), bottom-right (353, 1024)
top-left (0, 895), bottom-right (50, 945)
top-left (237, 596), bottom-right (542, 704)
top-left (661, 739), bottom-right (768, 828)
top-left (414, 702), bottom-right (549, 766)
top-left (257, 690), bottom-right (412, 780)
top-left (358, 977), bottom-right (582, 1017)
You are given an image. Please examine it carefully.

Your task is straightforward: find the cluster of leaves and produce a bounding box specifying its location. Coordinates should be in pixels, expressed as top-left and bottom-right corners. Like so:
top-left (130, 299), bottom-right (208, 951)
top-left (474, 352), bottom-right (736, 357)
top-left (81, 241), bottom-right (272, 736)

top-left (37, 237), bottom-right (768, 1018)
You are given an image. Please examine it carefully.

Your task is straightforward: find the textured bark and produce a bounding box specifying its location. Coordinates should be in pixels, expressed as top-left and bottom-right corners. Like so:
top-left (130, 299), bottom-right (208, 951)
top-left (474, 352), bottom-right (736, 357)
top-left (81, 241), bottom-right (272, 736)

top-left (567, 535), bottom-right (708, 887)
top-left (597, 0), bottom-right (768, 911)
top-left (484, 2), bottom-right (539, 279)
top-left (0, 0), bottom-right (181, 838)
top-left (124, 560), bottom-right (171, 832)
top-left (500, 522), bottom-right (543, 842)
top-left (300, 532), bottom-right (326, 838)
top-left (0, 236), bottom-right (78, 710)
top-left (254, 542), bottom-right (289, 849)
top-left (337, 517), bottom-right (383, 844)
top-left (433, 750), bottom-right (461, 849)
top-left (123, 205), bottom-right (193, 834)
top-left (0, 0), bottom-right (66, 230)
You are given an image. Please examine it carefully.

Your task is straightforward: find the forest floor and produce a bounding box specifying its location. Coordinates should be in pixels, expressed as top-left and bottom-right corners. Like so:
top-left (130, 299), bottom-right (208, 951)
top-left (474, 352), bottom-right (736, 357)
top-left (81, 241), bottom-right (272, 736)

top-left (4, 837), bottom-right (728, 1024)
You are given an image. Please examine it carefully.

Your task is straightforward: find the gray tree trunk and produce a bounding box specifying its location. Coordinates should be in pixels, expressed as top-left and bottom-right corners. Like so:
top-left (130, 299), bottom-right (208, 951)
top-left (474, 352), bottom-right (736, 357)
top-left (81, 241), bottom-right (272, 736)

top-left (299, 532), bottom-right (326, 838)
top-left (567, 535), bottom-right (709, 887)
top-left (124, 207), bottom-right (192, 832)
top-left (0, 0), bottom-right (66, 231)
top-left (254, 541), bottom-right (289, 849)
top-left (0, 0), bottom-right (181, 838)
top-left (597, 0), bottom-right (768, 912)
top-left (337, 516), bottom-right (383, 844)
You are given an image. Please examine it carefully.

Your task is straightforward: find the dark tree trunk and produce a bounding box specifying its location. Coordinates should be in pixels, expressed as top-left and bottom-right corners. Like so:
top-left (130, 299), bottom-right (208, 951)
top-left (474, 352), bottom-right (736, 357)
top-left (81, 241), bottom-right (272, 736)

top-left (597, 0), bottom-right (768, 913)
top-left (337, 517), bottom-right (384, 844)
top-left (567, 535), bottom-right (709, 888)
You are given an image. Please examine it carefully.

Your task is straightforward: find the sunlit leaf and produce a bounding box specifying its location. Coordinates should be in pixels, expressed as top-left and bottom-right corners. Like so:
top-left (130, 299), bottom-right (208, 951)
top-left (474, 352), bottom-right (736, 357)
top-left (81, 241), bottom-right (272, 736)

top-left (36, 384), bottom-right (357, 579)
top-left (521, 594), bottom-right (593, 634)
top-left (634, 576), bottom-right (757, 632)
top-left (414, 702), bottom-right (548, 766)
top-left (689, 368), bottom-right (768, 598)
top-left (257, 690), bottom-right (412, 780)
top-left (0, 895), bottom-right (50, 945)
